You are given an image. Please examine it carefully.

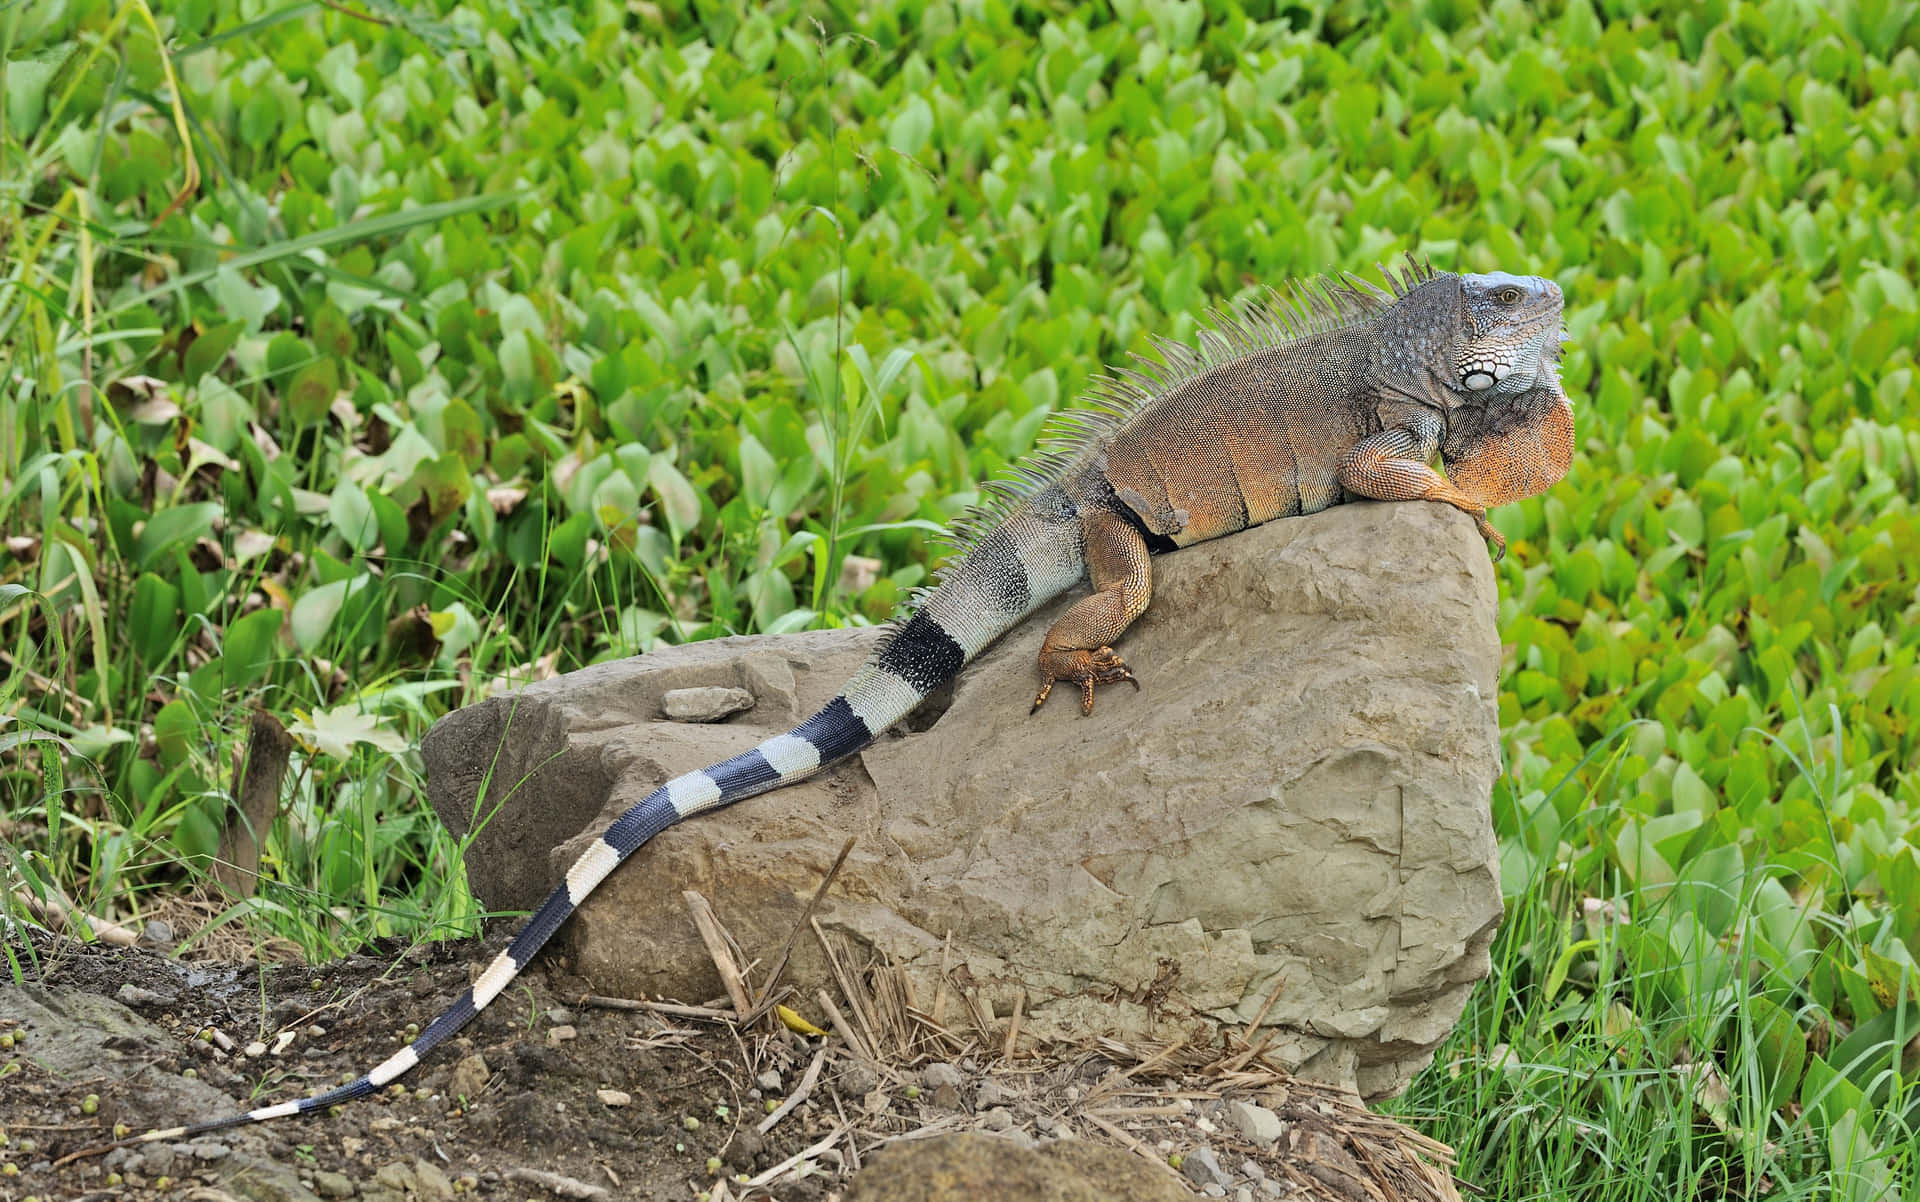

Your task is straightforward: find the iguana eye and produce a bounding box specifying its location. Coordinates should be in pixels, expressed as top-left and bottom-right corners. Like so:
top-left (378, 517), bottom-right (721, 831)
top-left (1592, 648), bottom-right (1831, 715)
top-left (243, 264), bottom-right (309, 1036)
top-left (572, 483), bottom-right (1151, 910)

top-left (1498, 286), bottom-right (1522, 304)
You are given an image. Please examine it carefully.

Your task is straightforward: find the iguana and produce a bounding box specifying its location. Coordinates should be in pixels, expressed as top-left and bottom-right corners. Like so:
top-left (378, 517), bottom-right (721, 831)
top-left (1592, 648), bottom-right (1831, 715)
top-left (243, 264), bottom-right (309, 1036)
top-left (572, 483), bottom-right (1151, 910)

top-left (129, 256), bottom-right (1571, 1144)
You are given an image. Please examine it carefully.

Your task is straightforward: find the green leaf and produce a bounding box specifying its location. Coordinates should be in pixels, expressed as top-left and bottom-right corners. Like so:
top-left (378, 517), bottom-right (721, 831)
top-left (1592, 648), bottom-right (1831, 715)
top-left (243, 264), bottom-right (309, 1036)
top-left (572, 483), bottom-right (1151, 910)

top-left (222, 608), bottom-right (284, 692)
top-left (129, 573), bottom-right (181, 664)
top-left (328, 481), bottom-right (379, 551)
top-left (291, 575), bottom-right (369, 652)
top-left (152, 699), bottom-right (198, 769)
top-left (183, 320), bottom-right (246, 383)
top-left (135, 503), bottom-right (221, 569)
top-left (284, 358), bottom-right (340, 426)
top-left (648, 458), bottom-right (702, 543)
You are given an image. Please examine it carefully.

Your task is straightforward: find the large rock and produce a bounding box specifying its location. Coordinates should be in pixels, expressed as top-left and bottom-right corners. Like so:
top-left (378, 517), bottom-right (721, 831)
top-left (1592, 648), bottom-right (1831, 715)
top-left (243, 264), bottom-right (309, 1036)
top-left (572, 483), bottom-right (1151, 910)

top-left (423, 501), bottom-right (1504, 1099)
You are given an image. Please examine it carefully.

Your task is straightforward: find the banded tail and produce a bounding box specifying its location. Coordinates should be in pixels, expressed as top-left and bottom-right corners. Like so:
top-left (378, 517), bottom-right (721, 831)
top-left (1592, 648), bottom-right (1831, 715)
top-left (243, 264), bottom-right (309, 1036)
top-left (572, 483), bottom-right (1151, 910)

top-left (129, 487), bottom-right (1088, 1145)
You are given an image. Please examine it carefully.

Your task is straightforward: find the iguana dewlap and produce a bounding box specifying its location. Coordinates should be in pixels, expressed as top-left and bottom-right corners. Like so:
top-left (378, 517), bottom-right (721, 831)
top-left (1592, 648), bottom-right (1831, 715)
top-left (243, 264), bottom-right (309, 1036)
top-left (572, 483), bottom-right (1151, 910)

top-left (130, 257), bottom-right (1570, 1145)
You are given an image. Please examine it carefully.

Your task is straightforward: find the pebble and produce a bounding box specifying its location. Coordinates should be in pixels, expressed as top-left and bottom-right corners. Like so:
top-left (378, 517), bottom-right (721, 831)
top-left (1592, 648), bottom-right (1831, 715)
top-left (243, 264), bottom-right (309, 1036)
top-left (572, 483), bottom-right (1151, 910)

top-left (1181, 1146), bottom-right (1229, 1188)
top-left (142, 919), bottom-right (174, 944)
top-left (662, 686), bottom-right (756, 722)
top-left (975, 1078), bottom-right (1011, 1107)
top-left (981, 1107), bottom-right (1013, 1131)
top-left (1227, 1100), bottom-right (1284, 1146)
top-left (115, 984), bottom-right (171, 1007)
top-left (546, 1024), bottom-right (577, 1044)
top-left (313, 1169), bottom-right (355, 1198)
top-left (755, 1068), bottom-right (783, 1092)
top-left (1261, 1180), bottom-right (1285, 1197)
top-left (1202, 1186), bottom-right (1227, 1199)
top-left (596, 1089), bottom-right (631, 1107)
top-left (187, 1140), bottom-right (230, 1161)
top-left (841, 1064), bottom-right (879, 1097)
top-left (931, 1082), bottom-right (962, 1110)
top-left (1236, 1189), bottom-right (1255, 1202)
top-left (1240, 1157), bottom-right (1265, 1180)
top-left (245, 1040), bottom-right (268, 1058)
top-left (921, 1061), bottom-right (964, 1089)
top-left (546, 1007), bottom-right (575, 1025)
top-left (450, 1054), bottom-right (490, 1101)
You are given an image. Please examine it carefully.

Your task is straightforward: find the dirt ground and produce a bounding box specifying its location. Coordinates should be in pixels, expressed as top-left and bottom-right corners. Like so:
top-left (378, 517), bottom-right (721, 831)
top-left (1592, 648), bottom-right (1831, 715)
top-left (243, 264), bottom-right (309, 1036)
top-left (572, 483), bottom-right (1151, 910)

top-left (0, 924), bottom-right (1461, 1202)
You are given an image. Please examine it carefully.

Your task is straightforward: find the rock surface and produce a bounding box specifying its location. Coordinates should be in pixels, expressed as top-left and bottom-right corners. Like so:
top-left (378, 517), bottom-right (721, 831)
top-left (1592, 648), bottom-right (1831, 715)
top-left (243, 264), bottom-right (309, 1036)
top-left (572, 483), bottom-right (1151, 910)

top-left (842, 1132), bottom-right (1194, 1202)
top-left (423, 500), bottom-right (1505, 1099)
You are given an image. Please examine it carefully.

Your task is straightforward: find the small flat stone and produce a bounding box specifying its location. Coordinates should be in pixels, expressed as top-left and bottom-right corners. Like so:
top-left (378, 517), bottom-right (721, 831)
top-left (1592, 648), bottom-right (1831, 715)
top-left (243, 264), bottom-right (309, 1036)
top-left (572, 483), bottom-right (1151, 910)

top-left (921, 1062), bottom-right (964, 1089)
top-left (1181, 1146), bottom-right (1229, 1188)
top-left (596, 1088), bottom-right (631, 1107)
top-left (755, 1069), bottom-right (783, 1092)
top-left (546, 1024), bottom-right (577, 1044)
top-left (115, 984), bottom-right (171, 1007)
top-left (1227, 1100), bottom-right (1284, 1146)
top-left (661, 686), bottom-right (755, 723)
top-left (313, 1168), bottom-right (356, 1197)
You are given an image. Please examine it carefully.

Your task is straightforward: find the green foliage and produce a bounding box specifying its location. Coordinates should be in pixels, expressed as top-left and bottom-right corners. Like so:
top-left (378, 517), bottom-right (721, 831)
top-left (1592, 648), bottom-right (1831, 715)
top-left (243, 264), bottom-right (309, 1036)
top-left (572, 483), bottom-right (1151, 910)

top-left (2, 0), bottom-right (1918, 1195)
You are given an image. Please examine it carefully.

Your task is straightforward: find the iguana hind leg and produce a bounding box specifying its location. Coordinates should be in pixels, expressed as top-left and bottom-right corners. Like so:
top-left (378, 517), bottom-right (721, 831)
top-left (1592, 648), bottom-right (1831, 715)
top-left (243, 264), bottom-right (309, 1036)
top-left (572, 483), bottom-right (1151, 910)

top-left (1033, 507), bottom-right (1150, 715)
top-left (1338, 425), bottom-right (1508, 560)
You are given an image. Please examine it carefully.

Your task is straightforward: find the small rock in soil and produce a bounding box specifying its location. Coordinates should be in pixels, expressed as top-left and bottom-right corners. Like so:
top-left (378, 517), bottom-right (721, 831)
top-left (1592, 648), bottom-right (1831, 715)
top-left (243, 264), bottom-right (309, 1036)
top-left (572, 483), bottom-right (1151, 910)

top-left (115, 983), bottom-right (173, 1006)
top-left (546, 1024), bottom-right (577, 1044)
top-left (449, 1053), bottom-right (489, 1100)
top-left (142, 919), bottom-right (174, 944)
top-left (313, 1169), bottom-right (355, 1198)
top-left (976, 1077), bottom-right (1012, 1107)
top-left (921, 1061), bottom-right (963, 1089)
top-left (931, 1082), bottom-right (962, 1110)
top-left (1203, 1187), bottom-right (1227, 1199)
top-left (545, 1006), bottom-right (575, 1024)
top-left (1181, 1145), bottom-right (1229, 1188)
top-left (596, 1089), bottom-right (631, 1107)
top-left (755, 1068), bottom-right (783, 1092)
top-left (1227, 1100), bottom-right (1284, 1146)
top-left (981, 1107), bottom-right (1013, 1131)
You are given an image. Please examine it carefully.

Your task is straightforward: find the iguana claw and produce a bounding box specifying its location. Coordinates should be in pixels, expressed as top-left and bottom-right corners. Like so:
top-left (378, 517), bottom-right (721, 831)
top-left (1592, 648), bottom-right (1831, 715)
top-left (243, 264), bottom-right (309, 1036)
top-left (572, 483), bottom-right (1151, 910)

top-left (1032, 647), bottom-right (1139, 716)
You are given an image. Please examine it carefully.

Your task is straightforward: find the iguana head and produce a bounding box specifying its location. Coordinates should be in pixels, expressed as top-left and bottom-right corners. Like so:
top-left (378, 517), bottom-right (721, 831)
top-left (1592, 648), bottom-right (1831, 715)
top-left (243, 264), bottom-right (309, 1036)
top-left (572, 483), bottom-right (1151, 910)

top-left (1454, 271), bottom-right (1565, 397)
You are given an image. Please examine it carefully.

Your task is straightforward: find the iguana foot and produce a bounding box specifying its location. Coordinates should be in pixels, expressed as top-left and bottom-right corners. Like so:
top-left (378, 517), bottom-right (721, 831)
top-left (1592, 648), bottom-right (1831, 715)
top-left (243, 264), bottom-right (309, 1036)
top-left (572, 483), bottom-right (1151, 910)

top-left (1032, 647), bottom-right (1139, 715)
top-left (1473, 512), bottom-right (1507, 562)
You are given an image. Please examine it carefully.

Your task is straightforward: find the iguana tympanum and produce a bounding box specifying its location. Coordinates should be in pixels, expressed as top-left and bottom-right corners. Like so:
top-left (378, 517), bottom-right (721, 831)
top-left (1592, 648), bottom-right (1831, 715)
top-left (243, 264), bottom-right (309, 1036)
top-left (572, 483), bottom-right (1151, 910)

top-left (132, 256), bottom-right (1571, 1144)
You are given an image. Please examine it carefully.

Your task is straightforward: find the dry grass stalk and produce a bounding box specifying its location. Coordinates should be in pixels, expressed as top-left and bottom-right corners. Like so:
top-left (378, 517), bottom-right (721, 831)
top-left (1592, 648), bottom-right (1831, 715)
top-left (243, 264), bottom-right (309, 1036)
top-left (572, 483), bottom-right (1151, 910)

top-left (683, 890), bottom-right (753, 1017)
top-left (756, 1047), bottom-right (827, 1135)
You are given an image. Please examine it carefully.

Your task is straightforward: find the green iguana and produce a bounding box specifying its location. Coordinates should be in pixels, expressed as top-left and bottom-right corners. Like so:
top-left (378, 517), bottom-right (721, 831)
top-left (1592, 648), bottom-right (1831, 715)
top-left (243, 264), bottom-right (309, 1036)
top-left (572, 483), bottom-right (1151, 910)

top-left (131, 256), bottom-right (1571, 1144)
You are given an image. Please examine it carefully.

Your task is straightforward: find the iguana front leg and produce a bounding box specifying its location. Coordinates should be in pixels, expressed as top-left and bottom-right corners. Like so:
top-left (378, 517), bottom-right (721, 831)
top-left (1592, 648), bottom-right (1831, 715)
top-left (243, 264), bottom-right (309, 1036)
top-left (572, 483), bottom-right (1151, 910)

top-left (1338, 418), bottom-right (1508, 560)
top-left (1033, 507), bottom-right (1150, 715)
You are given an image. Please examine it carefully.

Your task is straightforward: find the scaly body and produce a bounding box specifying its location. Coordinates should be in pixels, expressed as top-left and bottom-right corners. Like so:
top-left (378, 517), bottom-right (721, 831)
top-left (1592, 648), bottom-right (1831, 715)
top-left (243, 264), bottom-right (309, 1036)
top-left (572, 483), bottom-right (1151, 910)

top-left (132, 257), bottom-right (1571, 1144)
